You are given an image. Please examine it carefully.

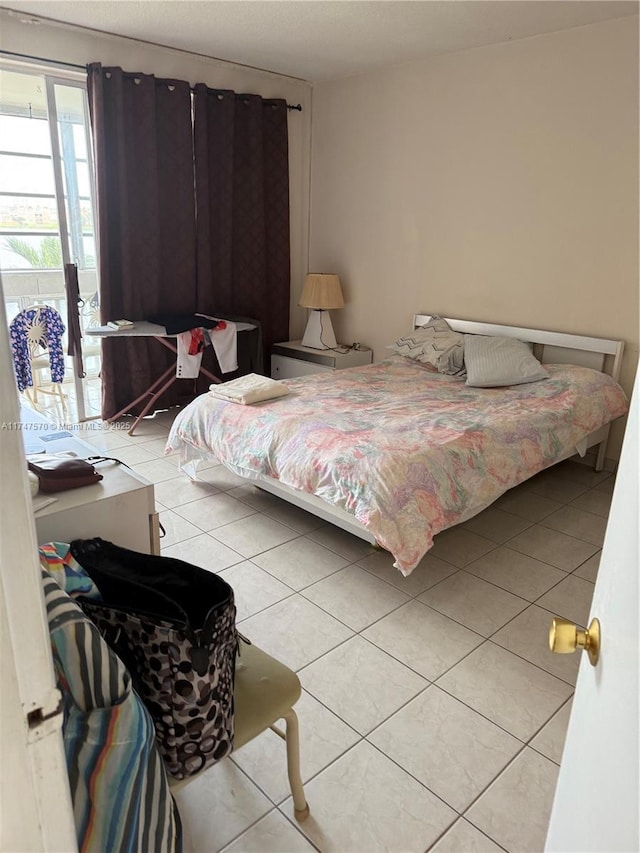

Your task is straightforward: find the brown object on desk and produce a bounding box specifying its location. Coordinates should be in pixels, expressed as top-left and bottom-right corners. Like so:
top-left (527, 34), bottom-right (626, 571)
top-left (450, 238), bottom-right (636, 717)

top-left (27, 455), bottom-right (103, 492)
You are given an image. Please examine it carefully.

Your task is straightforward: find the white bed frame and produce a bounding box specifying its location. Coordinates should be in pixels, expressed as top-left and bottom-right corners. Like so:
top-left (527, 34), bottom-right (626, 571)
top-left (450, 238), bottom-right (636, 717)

top-left (243, 316), bottom-right (625, 546)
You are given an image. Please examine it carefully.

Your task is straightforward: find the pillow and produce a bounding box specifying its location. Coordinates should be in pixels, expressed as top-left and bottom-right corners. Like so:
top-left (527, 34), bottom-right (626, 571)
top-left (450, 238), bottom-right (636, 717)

top-left (392, 315), bottom-right (465, 375)
top-left (464, 334), bottom-right (549, 387)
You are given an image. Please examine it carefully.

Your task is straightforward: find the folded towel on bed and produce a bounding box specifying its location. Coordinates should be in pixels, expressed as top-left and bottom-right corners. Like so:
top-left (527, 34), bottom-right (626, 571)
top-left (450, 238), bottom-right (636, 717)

top-left (209, 373), bottom-right (290, 405)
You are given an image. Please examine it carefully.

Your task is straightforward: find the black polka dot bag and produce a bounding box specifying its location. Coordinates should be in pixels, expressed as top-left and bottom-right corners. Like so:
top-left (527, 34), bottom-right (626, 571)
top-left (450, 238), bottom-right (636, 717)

top-left (69, 537), bottom-right (238, 780)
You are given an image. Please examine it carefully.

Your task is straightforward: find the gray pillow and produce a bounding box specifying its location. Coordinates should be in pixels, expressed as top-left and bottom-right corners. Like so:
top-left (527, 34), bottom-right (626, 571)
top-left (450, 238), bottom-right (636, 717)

top-left (464, 334), bottom-right (549, 387)
top-left (392, 316), bottom-right (465, 375)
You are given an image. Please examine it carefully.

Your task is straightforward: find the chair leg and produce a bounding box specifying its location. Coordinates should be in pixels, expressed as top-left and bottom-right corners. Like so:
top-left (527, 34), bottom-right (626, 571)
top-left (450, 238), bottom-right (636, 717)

top-left (28, 388), bottom-right (39, 410)
top-left (53, 384), bottom-right (67, 419)
top-left (280, 709), bottom-right (309, 821)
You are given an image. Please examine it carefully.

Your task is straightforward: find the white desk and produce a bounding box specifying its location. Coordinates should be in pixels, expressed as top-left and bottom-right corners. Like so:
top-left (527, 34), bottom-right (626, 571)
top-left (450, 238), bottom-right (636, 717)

top-left (21, 406), bottom-right (159, 553)
top-left (33, 451), bottom-right (160, 554)
top-left (87, 320), bottom-right (255, 434)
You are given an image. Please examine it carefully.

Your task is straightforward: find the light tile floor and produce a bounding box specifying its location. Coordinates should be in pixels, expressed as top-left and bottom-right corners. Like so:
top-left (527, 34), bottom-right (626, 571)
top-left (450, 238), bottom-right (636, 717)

top-left (75, 408), bottom-right (614, 853)
top-left (20, 373), bottom-right (103, 423)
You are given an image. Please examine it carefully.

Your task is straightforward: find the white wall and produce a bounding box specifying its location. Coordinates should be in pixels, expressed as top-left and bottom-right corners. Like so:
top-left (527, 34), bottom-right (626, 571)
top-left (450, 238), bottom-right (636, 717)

top-left (2, 13), bottom-right (637, 456)
top-left (0, 10), bottom-right (312, 337)
top-left (309, 16), bottom-right (638, 458)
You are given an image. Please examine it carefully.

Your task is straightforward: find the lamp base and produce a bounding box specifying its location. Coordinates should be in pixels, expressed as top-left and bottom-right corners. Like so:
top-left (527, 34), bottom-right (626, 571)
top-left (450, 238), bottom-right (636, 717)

top-left (301, 310), bottom-right (337, 349)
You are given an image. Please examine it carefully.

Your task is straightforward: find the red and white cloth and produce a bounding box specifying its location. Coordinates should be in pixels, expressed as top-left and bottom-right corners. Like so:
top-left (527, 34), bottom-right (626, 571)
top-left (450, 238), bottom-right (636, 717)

top-left (176, 320), bottom-right (238, 378)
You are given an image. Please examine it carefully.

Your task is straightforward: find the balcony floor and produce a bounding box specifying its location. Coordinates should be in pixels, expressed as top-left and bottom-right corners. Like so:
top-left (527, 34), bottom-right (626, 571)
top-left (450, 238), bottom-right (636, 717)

top-left (20, 374), bottom-right (102, 423)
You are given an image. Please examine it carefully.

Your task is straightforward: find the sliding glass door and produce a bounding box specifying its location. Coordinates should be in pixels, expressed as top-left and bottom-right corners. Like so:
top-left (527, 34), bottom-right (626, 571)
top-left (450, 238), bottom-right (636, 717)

top-left (0, 65), bottom-right (101, 420)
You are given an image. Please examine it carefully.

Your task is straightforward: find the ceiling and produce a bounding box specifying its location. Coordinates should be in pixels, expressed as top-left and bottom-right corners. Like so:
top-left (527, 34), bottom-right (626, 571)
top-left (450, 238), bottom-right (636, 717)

top-left (2, 1), bottom-right (638, 82)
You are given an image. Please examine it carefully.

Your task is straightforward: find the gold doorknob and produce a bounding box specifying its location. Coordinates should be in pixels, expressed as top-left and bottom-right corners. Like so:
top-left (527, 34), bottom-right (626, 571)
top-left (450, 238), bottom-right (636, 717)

top-left (549, 617), bottom-right (600, 666)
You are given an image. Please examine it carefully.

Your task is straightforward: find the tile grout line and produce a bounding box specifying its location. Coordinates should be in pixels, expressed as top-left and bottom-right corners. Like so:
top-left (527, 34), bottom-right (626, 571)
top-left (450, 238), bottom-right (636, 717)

top-left (79, 407), bottom-right (609, 852)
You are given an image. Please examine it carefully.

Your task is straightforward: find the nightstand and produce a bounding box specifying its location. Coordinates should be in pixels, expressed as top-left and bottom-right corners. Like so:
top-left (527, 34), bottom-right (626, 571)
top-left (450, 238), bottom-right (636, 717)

top-left (271, 340), bottom-right (373, 379)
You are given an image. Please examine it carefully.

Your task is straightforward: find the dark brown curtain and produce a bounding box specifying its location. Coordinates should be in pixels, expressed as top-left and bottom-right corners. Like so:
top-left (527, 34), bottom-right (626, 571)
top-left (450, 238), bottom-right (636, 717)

top-left (64, 263), bottom-right (84, 378)
top-left (193, 86), bottom-right (290, 363)
top-left (87, 63), bottom-right (197, 419)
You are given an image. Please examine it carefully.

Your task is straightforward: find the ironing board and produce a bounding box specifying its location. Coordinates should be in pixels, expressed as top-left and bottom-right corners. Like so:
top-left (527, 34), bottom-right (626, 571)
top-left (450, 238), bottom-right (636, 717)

top-left (87, 321), bottom-right (256, 435)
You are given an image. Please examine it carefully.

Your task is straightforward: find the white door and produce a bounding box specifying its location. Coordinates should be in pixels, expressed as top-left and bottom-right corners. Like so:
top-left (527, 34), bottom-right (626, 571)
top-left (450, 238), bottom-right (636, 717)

top-left (545, 371), bottom-right (639, 852)
top-left (0, 279), bottom-right (77, 851)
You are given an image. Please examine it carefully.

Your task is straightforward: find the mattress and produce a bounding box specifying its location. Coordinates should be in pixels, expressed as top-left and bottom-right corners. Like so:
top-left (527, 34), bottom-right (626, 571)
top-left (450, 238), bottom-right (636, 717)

top-left (166, 355), bottom-right (628, 576)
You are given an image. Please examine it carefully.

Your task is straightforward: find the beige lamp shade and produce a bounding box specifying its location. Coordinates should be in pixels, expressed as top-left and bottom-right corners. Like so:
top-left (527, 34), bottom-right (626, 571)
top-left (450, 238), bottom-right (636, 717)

top-left (298, 274), bottom-right (344, 310)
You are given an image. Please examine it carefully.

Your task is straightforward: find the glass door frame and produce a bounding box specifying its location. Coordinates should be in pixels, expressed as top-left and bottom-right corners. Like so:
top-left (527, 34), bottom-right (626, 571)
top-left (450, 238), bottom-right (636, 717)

top-left (0, 61), bottom-right (101, 421)
top-left (46, 73), bottom-right (100, 421)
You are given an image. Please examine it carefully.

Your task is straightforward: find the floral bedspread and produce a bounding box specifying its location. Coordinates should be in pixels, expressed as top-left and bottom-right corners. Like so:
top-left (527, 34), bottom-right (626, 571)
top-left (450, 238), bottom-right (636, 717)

top-left (166, 356), bottom-right (628, 575)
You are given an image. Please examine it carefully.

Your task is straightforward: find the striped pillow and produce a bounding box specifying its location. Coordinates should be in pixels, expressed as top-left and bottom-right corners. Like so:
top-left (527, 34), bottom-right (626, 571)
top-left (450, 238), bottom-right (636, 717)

top-left (464, 334), bottom-right (549, 387)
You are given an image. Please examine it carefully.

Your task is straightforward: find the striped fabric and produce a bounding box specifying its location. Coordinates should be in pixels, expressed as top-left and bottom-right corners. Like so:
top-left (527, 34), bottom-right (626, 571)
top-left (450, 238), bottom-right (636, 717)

top-left (42, 567), bottom-right (182, 853)
top-left (38, 542), bottom-right (101, 600)
top-left (464, 334), bottom-right (549, 387)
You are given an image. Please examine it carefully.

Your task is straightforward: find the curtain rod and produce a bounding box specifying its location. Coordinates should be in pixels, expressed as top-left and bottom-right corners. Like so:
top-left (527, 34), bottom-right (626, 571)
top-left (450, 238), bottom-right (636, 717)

top-left (0, 49), bottom-right (303, 111)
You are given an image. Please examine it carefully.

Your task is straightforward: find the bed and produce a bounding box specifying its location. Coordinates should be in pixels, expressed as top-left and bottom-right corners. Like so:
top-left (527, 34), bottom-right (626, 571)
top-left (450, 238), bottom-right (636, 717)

top-left (166, 315), bottom-right (628, 576)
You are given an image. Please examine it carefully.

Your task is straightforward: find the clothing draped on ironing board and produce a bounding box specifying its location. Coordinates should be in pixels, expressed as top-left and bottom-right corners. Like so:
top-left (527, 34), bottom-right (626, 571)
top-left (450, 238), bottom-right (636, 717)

top-left (146, 313), bottom-right (219, 335)
top-left (175, 320), bottom-right (238, 378)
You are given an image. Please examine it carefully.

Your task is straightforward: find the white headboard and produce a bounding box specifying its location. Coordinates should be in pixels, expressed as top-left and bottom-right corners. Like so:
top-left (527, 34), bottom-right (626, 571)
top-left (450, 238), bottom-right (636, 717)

top-left (413, 315), bottom-right (624, 382)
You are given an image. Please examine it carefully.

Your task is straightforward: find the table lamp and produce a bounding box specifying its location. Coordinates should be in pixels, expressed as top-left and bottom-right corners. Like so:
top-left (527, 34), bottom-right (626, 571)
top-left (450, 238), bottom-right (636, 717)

top-left (298, 273), bottom-right (344, 349)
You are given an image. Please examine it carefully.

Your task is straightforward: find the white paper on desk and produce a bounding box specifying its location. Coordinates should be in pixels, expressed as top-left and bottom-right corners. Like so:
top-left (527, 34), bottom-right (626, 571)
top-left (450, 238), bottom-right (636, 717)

top-left (32, 495), bottom-right (58, 513)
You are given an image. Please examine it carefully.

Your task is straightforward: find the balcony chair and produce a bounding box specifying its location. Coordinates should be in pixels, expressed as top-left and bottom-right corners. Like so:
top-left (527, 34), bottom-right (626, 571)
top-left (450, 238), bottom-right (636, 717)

top-left (79, 291), bottom-right (102, 375)
top-left (10, 304), bottom-right (67, 412)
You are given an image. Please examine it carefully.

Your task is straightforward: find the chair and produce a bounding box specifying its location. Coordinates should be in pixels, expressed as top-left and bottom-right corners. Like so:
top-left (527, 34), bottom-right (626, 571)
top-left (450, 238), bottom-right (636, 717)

top-left (79, 292), bottom-right (102, 374)
top-left (169, 641), bottom-right (310, 821)
top-left (9, 304), bottom-right (67, 411)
